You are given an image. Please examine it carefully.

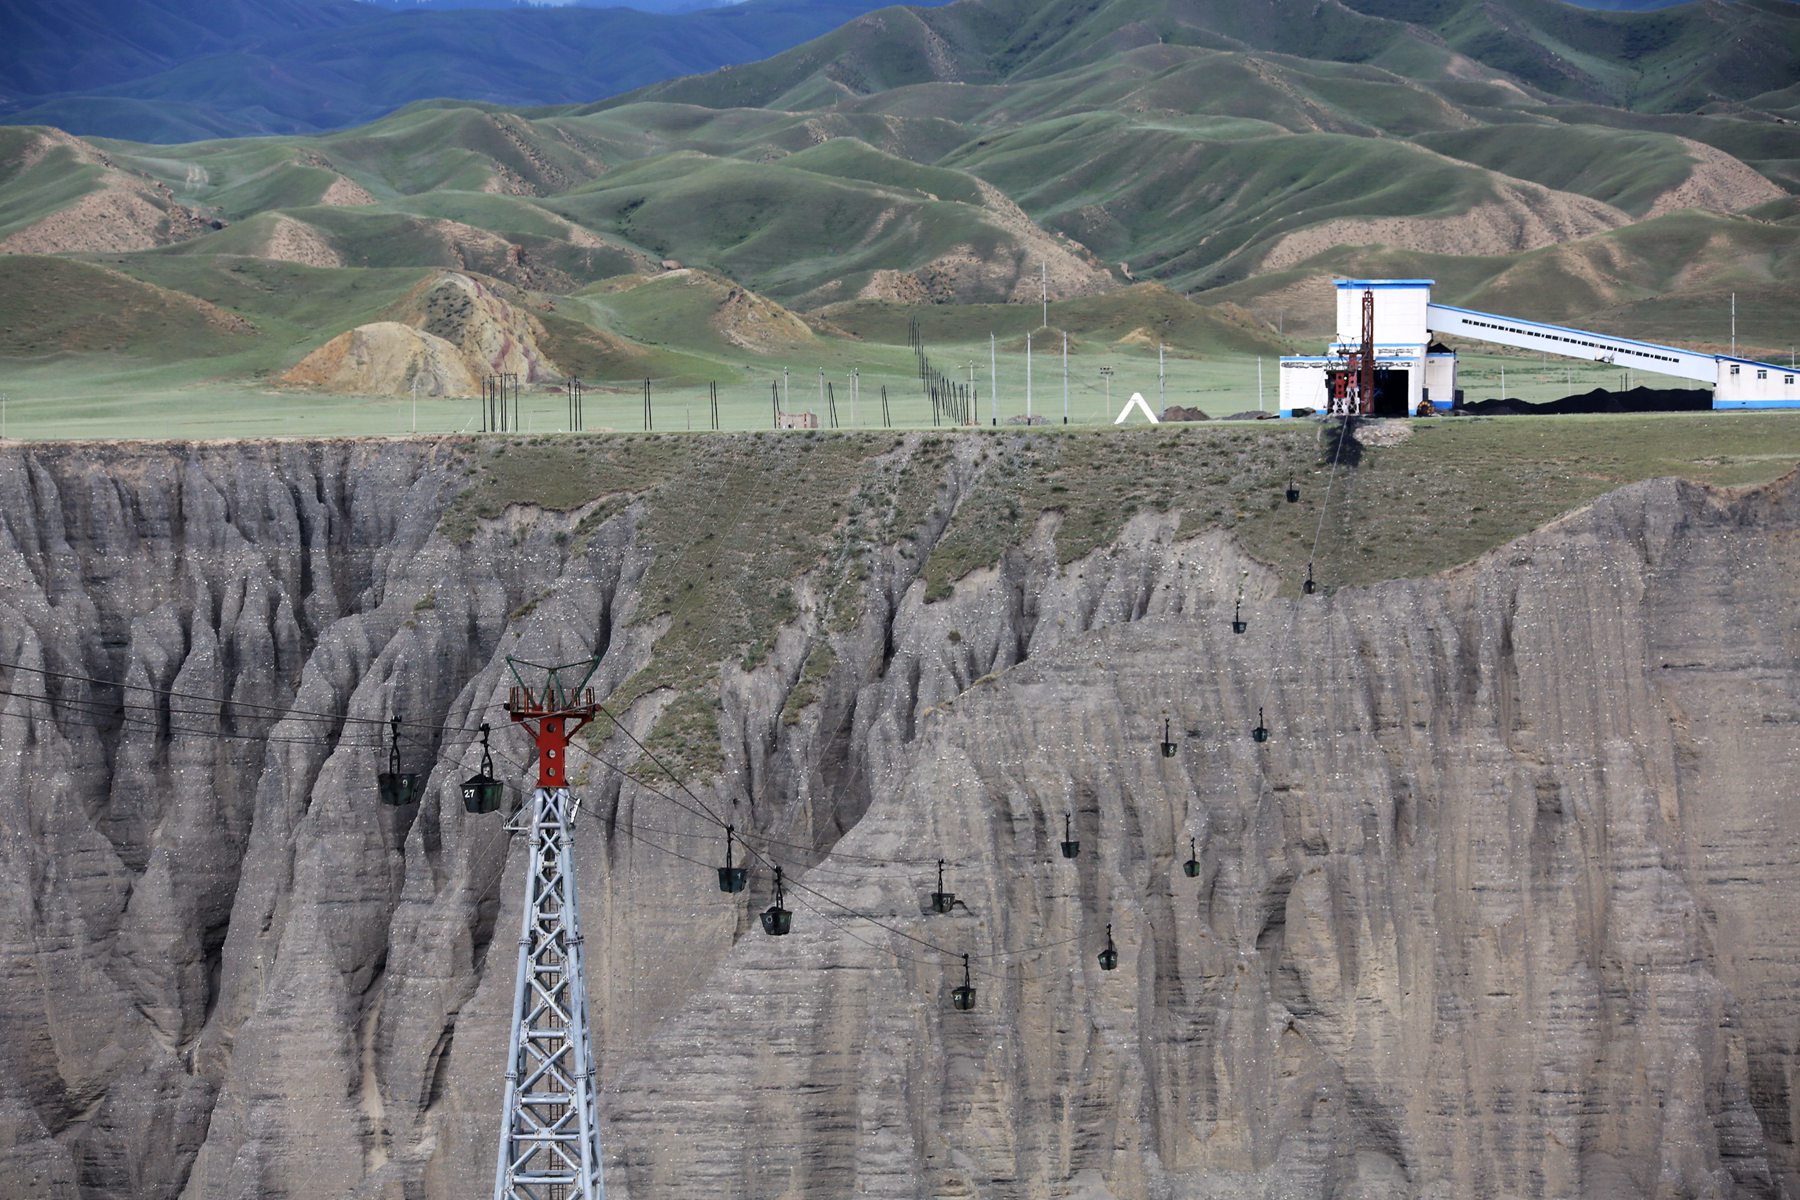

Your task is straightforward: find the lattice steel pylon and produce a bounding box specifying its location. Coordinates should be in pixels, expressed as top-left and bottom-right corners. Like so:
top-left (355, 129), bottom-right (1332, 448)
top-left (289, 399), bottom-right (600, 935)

top-left (494, 656), bottom-right (606, 1200)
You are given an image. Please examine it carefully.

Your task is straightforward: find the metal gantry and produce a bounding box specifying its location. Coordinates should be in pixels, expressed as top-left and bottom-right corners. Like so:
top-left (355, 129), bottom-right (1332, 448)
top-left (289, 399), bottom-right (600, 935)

top-left (494, 657), bottom-right (606, 1200)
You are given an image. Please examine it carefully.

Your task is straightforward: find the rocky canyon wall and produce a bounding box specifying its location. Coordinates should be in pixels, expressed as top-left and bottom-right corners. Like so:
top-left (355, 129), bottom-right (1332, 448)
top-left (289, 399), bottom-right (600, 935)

top-left (0, 437), bottom-right (1794, 1200)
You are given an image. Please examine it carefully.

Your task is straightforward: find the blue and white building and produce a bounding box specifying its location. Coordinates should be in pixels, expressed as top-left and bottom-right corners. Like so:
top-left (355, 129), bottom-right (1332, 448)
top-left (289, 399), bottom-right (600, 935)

top-left (1278, 279), bottom-right (1798, 416)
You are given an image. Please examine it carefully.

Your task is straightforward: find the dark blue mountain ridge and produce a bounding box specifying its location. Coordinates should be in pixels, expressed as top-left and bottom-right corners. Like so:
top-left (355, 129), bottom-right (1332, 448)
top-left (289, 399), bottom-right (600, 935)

top-left (0, 0), bottom-right (953, 141)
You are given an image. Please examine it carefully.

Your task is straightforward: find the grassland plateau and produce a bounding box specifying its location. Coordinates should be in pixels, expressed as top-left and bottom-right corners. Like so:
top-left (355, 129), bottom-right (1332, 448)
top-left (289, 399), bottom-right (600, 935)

top-left (0, 0), bottom-right (1794, 436)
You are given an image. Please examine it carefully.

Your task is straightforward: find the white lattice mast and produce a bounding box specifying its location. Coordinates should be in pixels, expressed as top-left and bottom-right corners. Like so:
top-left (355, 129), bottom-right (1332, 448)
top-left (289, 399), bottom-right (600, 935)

top-left (494, 656), bottom-right (606, 1200)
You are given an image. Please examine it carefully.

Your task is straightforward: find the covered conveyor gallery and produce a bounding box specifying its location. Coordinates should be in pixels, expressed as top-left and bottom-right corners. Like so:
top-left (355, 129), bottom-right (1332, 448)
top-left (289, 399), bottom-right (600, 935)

top-left (1278, 280), bottom-right (1799, 415)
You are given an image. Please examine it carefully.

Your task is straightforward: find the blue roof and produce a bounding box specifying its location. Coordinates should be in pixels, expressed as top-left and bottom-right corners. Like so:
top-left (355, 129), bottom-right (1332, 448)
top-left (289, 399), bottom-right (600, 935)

top-left (1717, 354), bottom-right (1795, 370)
top-left (1335, 279), bottom-right (1434, 288)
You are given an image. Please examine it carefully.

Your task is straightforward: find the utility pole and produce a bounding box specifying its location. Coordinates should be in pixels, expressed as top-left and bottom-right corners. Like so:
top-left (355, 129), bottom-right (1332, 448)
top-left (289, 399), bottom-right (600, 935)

top-left (818, 367), bottom-right (824, 417)
top-left (1258, 357), bottom-right (1264, 413)
top-left (1040, 261), bottom-right (1048, 330)
top-left (1158, 343), bottom-right (1165, 414)
top-left (1100, 365), bottom-right (1113, 420)
top-left (851, 368), bottom-right (858, 427)
top-left (494, 656), bottom-right (606, 1200)
top-left (1062, 332), bottom-right (1068, 424)
top-left (782, 367), bottom-right (789, 414)
top-left (1026, 331), bottom-right (1032, 422)
top-left (989, 333), bottom-right (997, 426)
top-left (1731, 292), bottom-right (1736, 359)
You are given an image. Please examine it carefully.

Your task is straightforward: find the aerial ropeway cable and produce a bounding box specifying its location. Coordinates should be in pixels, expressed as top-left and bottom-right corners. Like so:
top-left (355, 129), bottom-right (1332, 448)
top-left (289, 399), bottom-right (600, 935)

top-left (4, 651), bottom-right (1129, 1013)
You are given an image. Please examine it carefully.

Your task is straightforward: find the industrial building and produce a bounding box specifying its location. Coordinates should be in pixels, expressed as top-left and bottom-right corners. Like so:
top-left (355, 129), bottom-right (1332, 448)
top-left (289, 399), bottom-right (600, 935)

top-left (1278, 279), bottom-right (1798, 416)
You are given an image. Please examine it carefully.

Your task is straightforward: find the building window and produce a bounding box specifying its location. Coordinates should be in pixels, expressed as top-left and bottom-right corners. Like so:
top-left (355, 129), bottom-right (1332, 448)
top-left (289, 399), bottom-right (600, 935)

top-left (1757, 369), bottom-right (1768, 380)
top-left (1730, 365), bottom-right (1740, 375)
top-left (1787, 376), bottom-right (1795, 386)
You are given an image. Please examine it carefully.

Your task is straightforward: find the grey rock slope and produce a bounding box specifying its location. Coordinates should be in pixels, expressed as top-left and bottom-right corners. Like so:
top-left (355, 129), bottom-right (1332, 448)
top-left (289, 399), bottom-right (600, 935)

top-left (0, 438), bottom-right (1794, 1200)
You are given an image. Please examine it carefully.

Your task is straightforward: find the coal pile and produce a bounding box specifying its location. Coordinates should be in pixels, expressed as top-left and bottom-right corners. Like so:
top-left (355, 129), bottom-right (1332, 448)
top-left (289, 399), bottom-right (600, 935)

top-left (1459, 385), bottom-right (1712, 416)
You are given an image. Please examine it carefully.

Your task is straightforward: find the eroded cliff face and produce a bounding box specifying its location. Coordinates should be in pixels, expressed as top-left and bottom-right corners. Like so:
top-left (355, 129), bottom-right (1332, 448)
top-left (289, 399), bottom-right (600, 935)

top-left (0, 438), bottom-right (1794, 1200)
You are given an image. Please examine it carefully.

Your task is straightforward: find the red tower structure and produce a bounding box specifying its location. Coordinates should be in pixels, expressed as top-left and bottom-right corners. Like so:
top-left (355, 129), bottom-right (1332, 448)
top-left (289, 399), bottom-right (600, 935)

top-left (494, 655), bottom-right (607, 1200)
top-left (1330, 288), bottom-right (1377, 415)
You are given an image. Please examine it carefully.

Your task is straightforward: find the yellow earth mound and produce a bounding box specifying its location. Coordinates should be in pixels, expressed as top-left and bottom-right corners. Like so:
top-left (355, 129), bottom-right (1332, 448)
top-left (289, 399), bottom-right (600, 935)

top-left (282, 323), bottom-right (478, 396)
top-left (400, 272), bottom-right (563, 381)
top-left (713, 281), bottom-right (814, 351)
top-left (284, 272), bottom-right (567, 396)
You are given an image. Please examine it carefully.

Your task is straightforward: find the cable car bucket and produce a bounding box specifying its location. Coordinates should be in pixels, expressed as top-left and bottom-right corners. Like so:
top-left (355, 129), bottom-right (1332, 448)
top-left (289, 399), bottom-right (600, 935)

top-left (761, 865), bottom-right (792, 936)
top-left (930, 859), bottom-right (956, 914)
top-left (718, 826), bottom-right (748, 893)
top-left (461, 722), bottom-right (505, 814)
top-left (377, 714), bottom-right (421, 806)
top-left (950, 953), bottom-right (976, 1011)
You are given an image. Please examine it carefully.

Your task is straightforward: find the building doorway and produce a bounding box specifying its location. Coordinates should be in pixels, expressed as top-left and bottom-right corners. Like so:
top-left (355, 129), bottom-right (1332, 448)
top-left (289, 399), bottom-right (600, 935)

top-left (1371, 368), bottom-right (1410, 416)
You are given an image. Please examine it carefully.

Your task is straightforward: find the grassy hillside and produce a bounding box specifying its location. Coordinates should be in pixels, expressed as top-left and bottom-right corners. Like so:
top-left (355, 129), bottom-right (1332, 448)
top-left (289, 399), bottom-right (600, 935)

top-left (614, 0), bottom-right (1800, 115)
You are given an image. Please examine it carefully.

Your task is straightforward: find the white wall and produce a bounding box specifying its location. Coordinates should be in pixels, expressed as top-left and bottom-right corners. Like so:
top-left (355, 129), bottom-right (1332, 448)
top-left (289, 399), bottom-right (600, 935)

top-left (1337, 282), bottom-right (1431, 347)
top-left (1278, 359), bottom-right (1330, 414)
top-left (1424, 353), bottom-right (1456, 410)
top-left (1715, 359), bottom-right (1800, 407)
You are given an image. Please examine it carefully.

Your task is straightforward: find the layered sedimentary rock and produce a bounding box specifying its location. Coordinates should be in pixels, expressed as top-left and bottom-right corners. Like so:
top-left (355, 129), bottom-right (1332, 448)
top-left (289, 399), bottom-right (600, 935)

top-left (0, 439), bottom-right (1794, 1200)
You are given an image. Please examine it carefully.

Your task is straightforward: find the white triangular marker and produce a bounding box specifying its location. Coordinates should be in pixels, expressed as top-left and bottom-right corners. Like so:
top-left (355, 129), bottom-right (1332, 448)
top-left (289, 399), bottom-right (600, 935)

top-left (1114, 392), bottom-right (1160, 424)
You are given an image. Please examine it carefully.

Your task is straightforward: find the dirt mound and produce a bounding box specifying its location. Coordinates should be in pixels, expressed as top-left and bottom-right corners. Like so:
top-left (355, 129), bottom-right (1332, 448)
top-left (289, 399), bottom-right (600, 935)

top-left (1258, 179), bottom-right (1628, 273)
top-left (1646, 139), bottom-right (1785, 217)
top-left (714, 283), bottom-right (814, 351)
top-left (282, 322), bottom-right (478, 395)
top-left (0, 129), bottom-right (213, 255)
top-left (1459, 386), bottom-right (1712, 416)
top-left (282, 271), bottom-right (565, 396)
top-left (857, 269), bottom-right (930, 304)
top-left (318, 175), bottom-right (377, 206)
top-left (260, 215), bottom-right (342, 268)
top-left (397, 272), bottom-right (563, 382)
top-left (850, 182), bottom-right (1113, 305)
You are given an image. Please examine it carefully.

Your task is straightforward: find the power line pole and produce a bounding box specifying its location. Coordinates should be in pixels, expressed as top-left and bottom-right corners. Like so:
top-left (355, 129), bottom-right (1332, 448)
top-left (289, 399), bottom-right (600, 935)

top-left (1026, 331), bottom-right (1032, 422)
top-left (494, 656), bottom-right (606, 1200)
top-left (1040, 261), bottom-right (1048, 329)
top-left (1061, 332), bottom-right (1068, 424)
top-left (989, 333), bottom-right (997, 426)
top-left (1158, 343), bottom-right (1165, 414)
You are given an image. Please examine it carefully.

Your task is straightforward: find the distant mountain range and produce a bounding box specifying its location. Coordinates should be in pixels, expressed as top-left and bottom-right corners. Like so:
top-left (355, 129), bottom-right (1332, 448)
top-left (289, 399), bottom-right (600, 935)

top-left (0, 0), bottom-right (955, 141)
top-left (350, 0), bottom-right (1738, 10)
top-left (355, 1), bottom-right (736, 10)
